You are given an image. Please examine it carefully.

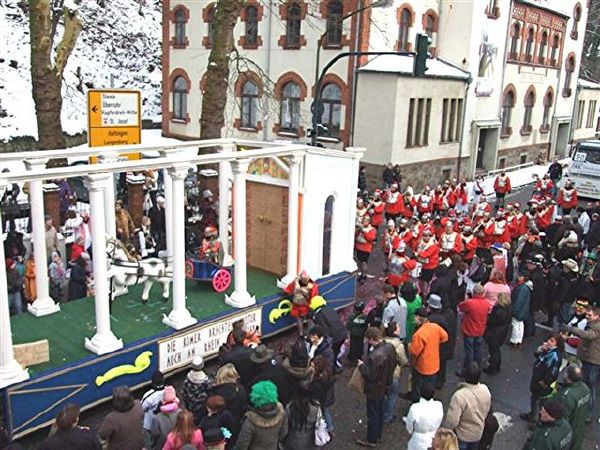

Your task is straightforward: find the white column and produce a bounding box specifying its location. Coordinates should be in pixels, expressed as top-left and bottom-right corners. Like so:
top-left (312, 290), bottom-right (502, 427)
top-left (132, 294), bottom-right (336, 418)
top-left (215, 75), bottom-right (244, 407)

top-left (98, 156), bottom-right (118, 237)
top-left (160, 151), bottom-right (174, 265)
top-left (163, 164), bottom-right (196, 330)
top-left (0, 183), bottom-right (29, 388)
top-left (217, 146), bottom-right (233, 264)
top-left (25, 158), bottom-right (60, 317)
top-left (278, 155), bottom-right (301, 287)
top-left (84, 174), bottom-right (123, 355)
top-left (225, 158), bottom-right (256, 308)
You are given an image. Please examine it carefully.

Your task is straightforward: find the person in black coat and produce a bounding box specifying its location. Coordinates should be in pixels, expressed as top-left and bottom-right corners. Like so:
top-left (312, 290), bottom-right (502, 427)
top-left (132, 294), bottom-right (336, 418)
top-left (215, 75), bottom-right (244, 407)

top-left (309, 300), bottom-right (347, 373)
top-left (40, 403), bottom-right (101, 450)
top-left (484, 293), bottom-right (512, 375)
top-left (218, 328), bottom-right (255, 390)
top-left (426, 294), bottom-right (455, 389)
top-left (556, 260), bottom-right (579, 325)
top-left (249, 345), bottom-right (292, 405)
top-left (307, 326), bottom-right (336, 370)
top-left (429, 265), bottom-right (452, 307)
top-left (67, 257), bottom-right (88, 301)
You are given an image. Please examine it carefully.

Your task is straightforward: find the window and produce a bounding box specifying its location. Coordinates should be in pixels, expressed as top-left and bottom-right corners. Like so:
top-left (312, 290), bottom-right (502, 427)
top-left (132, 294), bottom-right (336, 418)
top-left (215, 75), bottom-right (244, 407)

top-left (406, 97), bottom-right (431, 147)
top-left (564, 55), bottom-right (575, 97)
top-left (286, 2), bottom-right (302, 47)
top-left (587, 100), bottom-right (597, 128)
top-left (172, 76), bottom-right (188, 121)
top-left (322, 195), bottom-right (334, 275)
top-left (207, 5), bottom-right (216, 46)
top-left (398, 9), bottom-right (411, 51)
top-left (550, 35), bottom-right (560, 66)
top-left (280, 82), bottom-right (301, 132)
top-left (321, 83), bottom-right (342, 137)
top-left (425, 15), bottom-right (434, 39)
top-left (520, 154), bottom-right (528, 165)
top-left (572, 3), bottom-right (581, 40)
top-left (440, 98), bottom-right (463, 143)
top-left (501, 89), bottom-right (515, 137)
top-left (541, 89), bottom-right (553, 132)
top-left (245, 6), bottom-right (258, 46)
top-left (498, 157), bottom-right (506, 169)
top-left (326, 1), bottom-right (343, 47)
top-left (538, 31), bottom-right (548, 64)
top-left (525, 28), bottom-right (534, 62)
top-left (174, 8), bottom-right (186, 47)
top-left (577, 100), bottom-right (585, 128)
top-left (241, 81), bottom-right (259, 129)
top-left (522, 88), bottom-right (535, 135)
top-left (509, 22), bottom-right (520, 60)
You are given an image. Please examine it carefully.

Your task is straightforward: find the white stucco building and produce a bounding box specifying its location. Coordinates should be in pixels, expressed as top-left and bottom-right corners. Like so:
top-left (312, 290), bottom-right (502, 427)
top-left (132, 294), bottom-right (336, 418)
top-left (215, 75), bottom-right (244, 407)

top-left (161, 0), bottom-right (600, 187)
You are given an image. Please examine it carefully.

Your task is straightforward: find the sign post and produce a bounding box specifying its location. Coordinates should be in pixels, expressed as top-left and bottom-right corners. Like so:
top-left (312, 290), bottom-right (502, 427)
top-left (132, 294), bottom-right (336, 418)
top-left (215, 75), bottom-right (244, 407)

top-left (87, 89), bottom-right (141, 157)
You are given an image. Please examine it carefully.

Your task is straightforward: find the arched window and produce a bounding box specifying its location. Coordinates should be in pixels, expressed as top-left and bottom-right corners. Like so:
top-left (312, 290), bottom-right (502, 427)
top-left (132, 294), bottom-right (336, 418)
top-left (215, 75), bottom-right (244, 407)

top-left (322, 83), bottom-right (342, 137)
top-left (572, 3), bottom-right (582, 39)
top-left (174, 8), bottom-right (186, 46)
top-left (542, 89), bottom-right (553, 131)
top-left (425, 15), bottom-right (435, 38)
top-left (550, 34), bottom-right (560, 66)
top-left (525, 27), bottom-right (535, 62)
top-left (326, 0), bottom-right (343, 47)
top-left (286, 2), bottom-right (302, 47)
top-left (501, 88), bottom-right (515, 136)
top-left (322, 195), bottom-right (335, 275)
top-left (398, 9), bottom-right (411, 51)
top-left (172, 76), bottom-right (188, 121)
top-left (241, 81), bottom-right (259, 129)
top-left (207, 5), bottom-right (216, 46)
top-left (522, 88), bottom-right (535, 133)
top-left (280, 82), bottom-right (301, 131)
top-left (564, 55), bottom-right (575, 97)
top-left (538, 31), bottom-right (548, 64)
top-left (509, 22), bottom-right (521, 59)
top-left (245, 5), bottom-right (258, 46)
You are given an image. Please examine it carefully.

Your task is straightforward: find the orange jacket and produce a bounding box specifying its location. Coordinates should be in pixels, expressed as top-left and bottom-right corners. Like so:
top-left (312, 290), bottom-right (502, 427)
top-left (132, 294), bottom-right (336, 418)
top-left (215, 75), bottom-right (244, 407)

top-left (410, 322), bottom-right (448, 375)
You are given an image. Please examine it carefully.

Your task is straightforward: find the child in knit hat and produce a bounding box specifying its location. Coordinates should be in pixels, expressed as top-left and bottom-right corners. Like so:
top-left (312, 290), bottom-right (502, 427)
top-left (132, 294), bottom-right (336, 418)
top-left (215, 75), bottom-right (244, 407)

top-left (151, 385), bottom-right (182, 450)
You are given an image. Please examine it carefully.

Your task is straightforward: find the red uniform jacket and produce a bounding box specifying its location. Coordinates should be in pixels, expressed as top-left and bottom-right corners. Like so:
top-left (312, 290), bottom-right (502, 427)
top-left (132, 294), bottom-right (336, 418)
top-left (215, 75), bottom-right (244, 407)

top-left (355, 225), bottom-right (377, 253)
top-left (386, 255), bottom-right (418, 287)
top-left (557, 188), bottom-right (578, 209)
top-left (440, 231), bottom-right (464, 255)
top-left (382, 230), bottom-right (400, 256)
top-left (454, 185), bottom-right (468, 205)
top-left (461, 234), bottom-right (478, 261)
top-left (494, 175), bottom-right (511, 194)
top-left (443, 188), bottom-right (457, 208)
top-left (402, 196), bottom-right (416, 218)
top-left (535, 179), bottom-right (554, 197)
top-left (382, 191), bottom-right (404, 216)
top-left (369, 201), bottom-right (385, 227)
top-left (416, 239), bottom-right (440, 270)
top-left (432, 192), bottom-right (444, 211)
top-left (416, 194), bottom-right (433, 214)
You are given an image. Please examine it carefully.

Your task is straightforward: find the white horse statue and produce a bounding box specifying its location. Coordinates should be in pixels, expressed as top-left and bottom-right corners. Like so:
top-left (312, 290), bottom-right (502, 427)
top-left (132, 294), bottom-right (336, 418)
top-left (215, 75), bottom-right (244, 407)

top-left (106, 237), bottom-right (172, 304)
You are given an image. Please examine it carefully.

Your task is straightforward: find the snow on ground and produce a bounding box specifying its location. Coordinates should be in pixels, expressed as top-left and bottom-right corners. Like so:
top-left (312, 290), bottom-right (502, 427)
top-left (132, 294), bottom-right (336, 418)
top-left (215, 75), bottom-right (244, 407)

top-left (0, 0), bottom-right (162, 142)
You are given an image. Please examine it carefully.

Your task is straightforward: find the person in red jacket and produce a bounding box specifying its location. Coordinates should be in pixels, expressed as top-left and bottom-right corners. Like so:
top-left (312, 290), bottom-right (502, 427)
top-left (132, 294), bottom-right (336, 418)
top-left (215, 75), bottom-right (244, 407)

top-left (355, 215), bottom-right (377, 283)
top-left (493, 171), bottom-right (511, 211)
top-left (386, 242), bottom-right (417, 289)
top-left (442, 180), bottom-right (457, 210)
top-left (535, 174), bottom-right (554, 198)
top-left (382, 183), bottom-right (404, 222)
top-left (432, 186), bottom-right (445, 213)
top-left (454, 178), bottom-right (469, 215)
top-left (440, 221), bottom-right (463, 260)
top-left (382, 219), bottom-right (400, 262)
top-left (415, 229), bottom-right (440, 295)
top-left (416, 187), bottom-right (433, 215)
top-left (456, 283), bottom-right (492, 377)
top-left (557, 180), bottom-right (578, 216)
top-left (283, 270), bottom-right (319, 335)
top-left (402, 190), bottom-right (416, 218)
top-left (368, 189), bottom-right (385, 228)
top-left (461, 226), bottom-right (478, 263)
top-left (397, 218), bottom-right (414, 249)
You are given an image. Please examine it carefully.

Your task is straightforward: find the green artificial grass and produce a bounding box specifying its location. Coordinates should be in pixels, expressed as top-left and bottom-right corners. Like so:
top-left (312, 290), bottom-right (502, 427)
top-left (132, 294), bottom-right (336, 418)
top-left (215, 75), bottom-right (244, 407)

top-left (11, 268), bottom-right (279, 375)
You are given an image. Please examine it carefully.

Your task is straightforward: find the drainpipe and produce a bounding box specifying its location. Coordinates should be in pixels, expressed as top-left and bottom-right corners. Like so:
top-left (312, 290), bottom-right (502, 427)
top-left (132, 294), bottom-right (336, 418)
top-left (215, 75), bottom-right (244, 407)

top-left (349, 0), bottom-right (363, 146)
top-left (568, 82), bottom-right (582, 157)
top-left (456, 76), bottom-right (473, 178)
top-left (262, 0), bottom-right (273, 141)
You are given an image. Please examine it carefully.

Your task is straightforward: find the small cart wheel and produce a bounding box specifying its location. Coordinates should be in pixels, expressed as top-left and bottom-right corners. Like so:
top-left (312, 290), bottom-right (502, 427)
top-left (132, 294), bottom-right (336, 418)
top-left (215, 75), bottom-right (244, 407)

top-left (185, 260), bottom-right (195, 279)
top-left (212, 268), bottom-right (232, 293)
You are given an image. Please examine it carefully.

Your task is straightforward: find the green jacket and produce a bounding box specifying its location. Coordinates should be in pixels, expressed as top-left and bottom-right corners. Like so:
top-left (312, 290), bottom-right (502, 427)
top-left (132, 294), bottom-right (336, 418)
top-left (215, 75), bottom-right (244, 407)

top-left (405, 295), bottom-right (423, 343)
top-left (523, 418), bottom-right (572, 450)
top-left (557, 381), bottom-right (591, 450)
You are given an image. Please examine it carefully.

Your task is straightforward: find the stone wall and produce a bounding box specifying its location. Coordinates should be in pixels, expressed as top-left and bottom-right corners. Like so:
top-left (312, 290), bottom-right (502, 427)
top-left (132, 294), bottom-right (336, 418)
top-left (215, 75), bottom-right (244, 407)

top-left (496, 143), bottom-right (549, 168)
top-left (361, 157), bottom-right (471, 192)
top-left (0, 133), bottom-right (87, 154)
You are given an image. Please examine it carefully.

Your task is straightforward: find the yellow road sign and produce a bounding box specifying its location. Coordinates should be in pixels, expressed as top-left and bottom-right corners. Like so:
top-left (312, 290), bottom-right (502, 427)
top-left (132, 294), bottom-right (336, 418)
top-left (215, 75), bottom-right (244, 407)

top-left (87, 89), bottom-right (142, 161)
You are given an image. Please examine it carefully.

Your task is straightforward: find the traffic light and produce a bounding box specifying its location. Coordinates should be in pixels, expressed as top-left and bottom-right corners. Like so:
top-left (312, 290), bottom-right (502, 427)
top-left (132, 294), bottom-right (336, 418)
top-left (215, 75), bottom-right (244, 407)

top-left (414, 34), bottom-right (431, 77)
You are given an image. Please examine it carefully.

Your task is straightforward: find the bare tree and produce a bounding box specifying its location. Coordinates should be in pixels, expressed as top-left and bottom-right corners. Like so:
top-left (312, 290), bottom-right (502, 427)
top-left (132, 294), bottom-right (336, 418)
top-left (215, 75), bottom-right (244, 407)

top-left (582, 0), bottom-right (600, 81)
top-left (29, 0), bottom-right (81, 165)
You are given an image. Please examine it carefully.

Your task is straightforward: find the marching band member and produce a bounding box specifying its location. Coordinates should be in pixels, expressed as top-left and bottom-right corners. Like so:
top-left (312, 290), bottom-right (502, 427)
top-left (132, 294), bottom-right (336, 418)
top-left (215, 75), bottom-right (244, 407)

top-left (382, 219), bottom-right (400, 261)
top-left (382, 182), bottom-right (404, 221)
top-left (397, 218), bottom-right (415, 249)
top-left (557, 180), bottom-right (578, 216)
top-left (493, 170), bottom-right (511, 210)
top-left (440, 221), bottom-right (463, 259)
top-left (386, 242), bottom-right (417, 290)
top-left (442, 180), bottom-right (457, 210)
top-left (471, 175), bottom-right (485, 210)
top-left (454, 178), bottom-right (469, 215)
top-left (368, 189), bottom-right (385, 228)
top-left (356, 197), bottom-right (368, 227)
top-left (355, 215), bottom-right (377, 284)
top-left (535, 173), bottom-right (554, 198)
top-left (416, 186), bottom-right (433, 215)
top-left (461, 226), bottom-right (478, 264)
top-left (402, 186), bottom-right (416, 218)
top-left (415, 229), bottom-right (440, 295)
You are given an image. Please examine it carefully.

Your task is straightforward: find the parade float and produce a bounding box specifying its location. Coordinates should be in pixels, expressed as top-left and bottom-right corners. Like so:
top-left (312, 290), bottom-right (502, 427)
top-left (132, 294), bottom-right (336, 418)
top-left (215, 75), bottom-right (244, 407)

top-left (0, 138), bottom-right (363, 438)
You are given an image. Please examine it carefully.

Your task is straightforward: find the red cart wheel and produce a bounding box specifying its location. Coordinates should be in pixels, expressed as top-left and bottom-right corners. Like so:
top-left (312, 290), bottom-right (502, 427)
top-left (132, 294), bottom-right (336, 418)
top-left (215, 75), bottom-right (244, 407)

top-left (185, 260), bottom-right (195, 279)
top-left (212, 268), bottom-right (232, 293)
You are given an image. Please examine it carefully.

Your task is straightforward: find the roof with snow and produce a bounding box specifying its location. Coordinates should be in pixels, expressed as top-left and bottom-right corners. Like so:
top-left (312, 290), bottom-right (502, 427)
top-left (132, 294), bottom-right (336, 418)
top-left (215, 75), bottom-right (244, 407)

top-left (578, 79), bottom-right (600, 90)
top-left (358, 54), bottom-right (471, 81)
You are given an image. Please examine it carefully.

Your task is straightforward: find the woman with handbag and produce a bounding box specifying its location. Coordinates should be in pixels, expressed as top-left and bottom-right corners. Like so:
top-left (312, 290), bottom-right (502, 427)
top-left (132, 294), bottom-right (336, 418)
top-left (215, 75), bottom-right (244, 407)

top-left (308, 356), bottom-right (336, 437)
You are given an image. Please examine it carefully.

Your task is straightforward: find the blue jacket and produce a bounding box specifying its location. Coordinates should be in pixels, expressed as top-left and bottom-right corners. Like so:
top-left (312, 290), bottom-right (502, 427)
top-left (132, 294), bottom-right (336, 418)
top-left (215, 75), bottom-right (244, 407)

top-left (511, 281), bottom-right (532, 322)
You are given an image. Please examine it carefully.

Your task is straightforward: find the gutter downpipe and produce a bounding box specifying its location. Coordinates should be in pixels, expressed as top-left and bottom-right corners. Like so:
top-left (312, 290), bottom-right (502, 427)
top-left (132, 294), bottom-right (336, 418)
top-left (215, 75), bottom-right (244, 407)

top-left (456, 76), bottom-right (473, 178)
top-left (568, 82), bottom-right (582, 157)
top-left (349, 0), bottom-right (363, 146)
top-left (262, 0), bottom-right (273, 141)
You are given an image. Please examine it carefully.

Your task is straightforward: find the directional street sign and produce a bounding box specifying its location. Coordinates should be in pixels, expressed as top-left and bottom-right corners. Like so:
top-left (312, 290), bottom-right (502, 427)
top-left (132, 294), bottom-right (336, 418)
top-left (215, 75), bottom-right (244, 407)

top-left (87, 89), bottom-right (141, 148)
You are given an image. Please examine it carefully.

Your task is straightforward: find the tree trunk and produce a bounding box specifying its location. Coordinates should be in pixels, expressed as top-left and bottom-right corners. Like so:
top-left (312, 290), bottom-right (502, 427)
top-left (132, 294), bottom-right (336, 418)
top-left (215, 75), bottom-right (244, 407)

top-left (29, 0), bottom-right (81, 166)
top-left (199, 0), bottom-right (244, 152)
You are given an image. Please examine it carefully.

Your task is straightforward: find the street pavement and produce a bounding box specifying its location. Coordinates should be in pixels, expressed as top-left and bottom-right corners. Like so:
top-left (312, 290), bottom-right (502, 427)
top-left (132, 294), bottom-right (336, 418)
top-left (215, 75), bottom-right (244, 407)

top-left (14, 185), bottom-right (600, 449)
